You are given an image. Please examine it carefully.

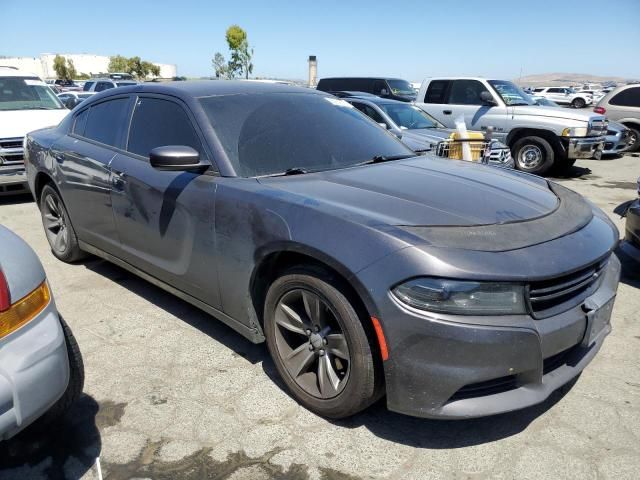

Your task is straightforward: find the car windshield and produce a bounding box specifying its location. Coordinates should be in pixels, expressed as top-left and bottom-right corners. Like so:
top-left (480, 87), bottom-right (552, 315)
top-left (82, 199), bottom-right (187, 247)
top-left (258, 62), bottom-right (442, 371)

top-left (488, 80), bottom-right (534, 106)
top-left (387, 80), bottom-right (416, 97)
top-left (379, 103), bottom-right (443, 129)
top-left (0, 76), bottom-right (65, 111)
top-left (199, 93), bottom-right (413, 177)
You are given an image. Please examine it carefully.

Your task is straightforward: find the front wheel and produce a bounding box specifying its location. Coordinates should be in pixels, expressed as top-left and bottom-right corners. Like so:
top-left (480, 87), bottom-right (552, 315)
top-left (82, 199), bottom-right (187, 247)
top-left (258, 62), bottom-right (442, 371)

top-left (264, 267), bottom-right (381, 419)
top-left (625, 127), bottom-right (640, 153)
top-left (512, 136), bottom-right (555, 175)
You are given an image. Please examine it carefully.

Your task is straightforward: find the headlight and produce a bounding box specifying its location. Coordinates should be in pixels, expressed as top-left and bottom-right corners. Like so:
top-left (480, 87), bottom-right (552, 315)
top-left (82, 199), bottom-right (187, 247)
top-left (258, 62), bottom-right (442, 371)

top-left (392, 277), bottom-right (526, 315)
top-left (561, 127), bottom-right (588, 137)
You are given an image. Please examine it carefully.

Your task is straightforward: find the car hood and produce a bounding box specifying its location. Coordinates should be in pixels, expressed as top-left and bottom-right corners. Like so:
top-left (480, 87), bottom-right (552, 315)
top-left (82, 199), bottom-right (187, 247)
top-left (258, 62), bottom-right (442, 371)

top-left (0, 109), bottom-right (68, 138)
top-left (259, 156), bottom-right (559, 227)
top-left (509, 105), bottom-right (600, 123)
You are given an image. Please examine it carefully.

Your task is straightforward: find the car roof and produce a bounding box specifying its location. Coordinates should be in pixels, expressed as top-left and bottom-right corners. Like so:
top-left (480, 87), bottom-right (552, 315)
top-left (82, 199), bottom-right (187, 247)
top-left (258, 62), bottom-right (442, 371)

top-left (0, 66), bottom-right (40, 78)
top-left (93, 80), bottom-right (324, 99)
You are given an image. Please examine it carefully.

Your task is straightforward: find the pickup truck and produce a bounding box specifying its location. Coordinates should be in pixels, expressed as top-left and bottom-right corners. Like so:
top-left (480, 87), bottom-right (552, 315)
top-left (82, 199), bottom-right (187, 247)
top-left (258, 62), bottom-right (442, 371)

top-left (415, 78), bottom-right (607, 175)
top-left (0, 67), bottom-right (68, 195)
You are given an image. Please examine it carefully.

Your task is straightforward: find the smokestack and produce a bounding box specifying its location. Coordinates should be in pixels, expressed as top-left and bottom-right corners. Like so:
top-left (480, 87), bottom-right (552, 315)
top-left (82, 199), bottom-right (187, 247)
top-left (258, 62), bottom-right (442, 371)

top-left (308, 55), bottom-right (317, 88)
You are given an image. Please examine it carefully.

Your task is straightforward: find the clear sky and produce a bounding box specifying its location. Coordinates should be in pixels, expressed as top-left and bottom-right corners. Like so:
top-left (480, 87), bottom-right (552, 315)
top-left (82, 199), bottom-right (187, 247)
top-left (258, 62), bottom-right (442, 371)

top-left (1, 0), bottom-right (639, 81)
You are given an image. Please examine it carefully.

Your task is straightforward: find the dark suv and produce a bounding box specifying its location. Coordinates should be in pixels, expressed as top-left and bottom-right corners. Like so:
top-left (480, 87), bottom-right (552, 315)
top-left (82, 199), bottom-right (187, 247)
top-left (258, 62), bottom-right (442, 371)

top-left (317, 77), bottom-right (416, 102)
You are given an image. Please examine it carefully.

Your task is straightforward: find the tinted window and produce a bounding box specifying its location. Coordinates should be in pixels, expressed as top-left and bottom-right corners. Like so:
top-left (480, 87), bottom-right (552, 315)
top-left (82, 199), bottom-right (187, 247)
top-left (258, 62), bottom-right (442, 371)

top-left (127, 97), bottom-right (203, 157)
top-left (449, 80), bottom-right (490, 105)
top-left (73, 109), bottom-right (88, 135)
top-left (317, 78), bottom-right (371, 92)
top-left (199, 93), bottom-right (412, 177)
top-left (95, 82), bottom-right (114, 92)
top-left (372, 80), bottom-right (387, 95)
top-left (610, 87), bottom-right (640, 107)
top-left (352, 102), bottom-right (386, 125)
top-left (424, 80), bottom-right (451, 103)
top-left (547, 88), bottom-right (562, 93)
top-left (83, 81), bottom-right (95, 91)
top-left (83, 97), bottom-right (129, 147)
top-left (533, 88), bottom-right (544, 92)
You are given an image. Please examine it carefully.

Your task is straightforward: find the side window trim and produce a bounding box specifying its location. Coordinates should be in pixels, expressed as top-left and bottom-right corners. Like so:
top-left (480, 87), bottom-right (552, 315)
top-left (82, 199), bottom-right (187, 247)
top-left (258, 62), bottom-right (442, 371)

top-left (68, 94), bottom-right (135, 152)
top-left (126, 94), bottom-right (217, 172)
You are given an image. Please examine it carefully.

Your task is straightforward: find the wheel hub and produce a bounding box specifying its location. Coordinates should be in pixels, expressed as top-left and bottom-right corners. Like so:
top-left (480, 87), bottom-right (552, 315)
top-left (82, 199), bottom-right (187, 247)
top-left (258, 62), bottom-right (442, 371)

top-left (309, 332), bottom-right (325, 350)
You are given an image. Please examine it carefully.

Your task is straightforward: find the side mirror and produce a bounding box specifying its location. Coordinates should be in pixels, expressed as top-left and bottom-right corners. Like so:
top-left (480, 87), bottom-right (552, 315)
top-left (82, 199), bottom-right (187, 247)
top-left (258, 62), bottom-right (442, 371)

top-left (480, 91), bottom-right (497, 106)
top-left (149, 146), bottom-right (206, 172)
top-left (379, 88), bottom-right (389, 96)
top-left (64, 97), bottom-right (82, 109)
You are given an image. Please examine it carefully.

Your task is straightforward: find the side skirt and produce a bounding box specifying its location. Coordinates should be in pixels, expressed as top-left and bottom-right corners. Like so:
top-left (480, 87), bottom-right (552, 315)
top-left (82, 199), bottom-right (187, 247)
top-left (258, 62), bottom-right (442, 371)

top-left (78, 240), bottom-right (266, 344)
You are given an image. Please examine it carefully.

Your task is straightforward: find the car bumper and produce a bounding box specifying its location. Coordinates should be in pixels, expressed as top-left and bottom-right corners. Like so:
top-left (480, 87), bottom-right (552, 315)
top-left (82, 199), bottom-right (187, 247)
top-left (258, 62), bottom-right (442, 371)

top-left (0, 301), bottom-right (69, 440)
top-left (602, 131), bottom-right (631, 155)
top-left (0, 166), bottom-right (29, 196)
top-left (370, 255), bottom-right (620, 419)
top-left (564, 136), bottom-right (604, 160)
top-left (620, 198), bottom-right (640, 263)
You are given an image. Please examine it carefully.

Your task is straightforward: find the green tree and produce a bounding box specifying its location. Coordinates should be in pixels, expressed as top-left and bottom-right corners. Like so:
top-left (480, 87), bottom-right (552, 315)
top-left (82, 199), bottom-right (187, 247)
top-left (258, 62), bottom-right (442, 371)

top-left (212, 52), bottom-right (228, 78)
top-left (108, 55), bottom-right (129, 73)
top-left (66, 59), bottom-right (77, 79)
top-left (222, 25), bottom-right (254, 79)
top-left (53, 55), bottom-right (68, 80)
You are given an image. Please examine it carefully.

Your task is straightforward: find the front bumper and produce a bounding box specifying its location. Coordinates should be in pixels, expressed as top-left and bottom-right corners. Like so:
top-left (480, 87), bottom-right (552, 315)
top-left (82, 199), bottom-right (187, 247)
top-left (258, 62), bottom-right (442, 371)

top-left (0, 301), bottom-right (69, 440)
top-left (603, 130), bottom-right (631, 155)
top-left (0, 166), bottom-right (29, 196)
top-left (368, 255), bottom-right (620, 419)
top-left (564, 136), bottom-right (604, 160)
top-left (620, 198), bottom-right (640, 264)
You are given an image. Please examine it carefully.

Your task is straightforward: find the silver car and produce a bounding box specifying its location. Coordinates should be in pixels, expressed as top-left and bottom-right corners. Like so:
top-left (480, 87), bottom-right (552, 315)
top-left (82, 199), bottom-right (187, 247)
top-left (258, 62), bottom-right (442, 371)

top-left (595, 84), bottom-right (640, 152)
top-left (0, 225), bottom-right (83, 440)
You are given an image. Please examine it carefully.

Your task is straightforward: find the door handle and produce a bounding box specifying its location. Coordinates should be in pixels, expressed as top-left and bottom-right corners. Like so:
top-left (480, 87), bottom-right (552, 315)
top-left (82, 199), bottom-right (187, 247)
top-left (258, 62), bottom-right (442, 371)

top-left (443, 110), bottom-right (452, 115)
top-left (111, 170), bottom-right (126, 189)
top-left (53, 152), bottom-right (65, 162)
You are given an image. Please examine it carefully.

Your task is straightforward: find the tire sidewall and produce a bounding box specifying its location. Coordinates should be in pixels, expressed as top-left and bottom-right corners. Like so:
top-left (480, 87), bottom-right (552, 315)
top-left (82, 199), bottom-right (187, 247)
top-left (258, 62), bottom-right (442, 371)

top-left (513, 136), bottom-right (555, 175)
top-left (264, 269), bottom-right (377, 418)
top-left (572, 98), bottom-right (585, 108)
top-left (39, 185), bottom-right (81, 262)
top-left (626, 127), bottom-right (640, 152)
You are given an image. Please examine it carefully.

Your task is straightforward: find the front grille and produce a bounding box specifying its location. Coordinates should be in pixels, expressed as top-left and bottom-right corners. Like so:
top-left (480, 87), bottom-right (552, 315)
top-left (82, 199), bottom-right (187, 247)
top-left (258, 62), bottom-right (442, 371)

top-left (528, 258), bottom-right (608, 318)
top-left (0, 137), bottom-right (25, 165)
top-left (588, 118), bottom-right (608, 136)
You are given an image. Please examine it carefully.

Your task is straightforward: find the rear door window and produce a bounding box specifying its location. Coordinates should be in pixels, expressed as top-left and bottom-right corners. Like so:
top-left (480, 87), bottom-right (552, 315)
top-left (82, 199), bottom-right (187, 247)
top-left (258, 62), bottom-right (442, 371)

top-left (83, 97), bottom-right (130, 147)
top-left (610, 87), bottom-right (640, 107)
top-left (424, 80), bottom-right (451, 103)
top-left (127, 97), bottom-right (205, 159)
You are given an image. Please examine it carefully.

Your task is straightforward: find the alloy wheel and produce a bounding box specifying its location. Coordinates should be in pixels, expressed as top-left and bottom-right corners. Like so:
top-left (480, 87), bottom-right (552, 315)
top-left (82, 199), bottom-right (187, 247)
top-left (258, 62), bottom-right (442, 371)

top-left (518, 145), bottom-right (543, 170)
top-left (43, 193), bottom-right (69, 254)
top-left (628, 130), bottom-right (638, 150)
top-left (273, 288), bottom-right (351, 399)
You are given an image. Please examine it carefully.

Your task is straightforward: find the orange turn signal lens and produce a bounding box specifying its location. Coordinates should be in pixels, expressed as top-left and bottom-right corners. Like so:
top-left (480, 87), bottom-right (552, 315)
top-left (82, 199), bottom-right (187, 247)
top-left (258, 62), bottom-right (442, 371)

top-left (371, 316), bottom-right (389, 361)
top-left (0, 282), bottom-right (50, 340)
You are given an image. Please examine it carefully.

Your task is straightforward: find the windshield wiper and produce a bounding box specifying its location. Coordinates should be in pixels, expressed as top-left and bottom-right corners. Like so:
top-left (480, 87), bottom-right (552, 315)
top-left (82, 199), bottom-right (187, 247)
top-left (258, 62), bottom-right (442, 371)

top-left (261, 167), bottom-right (309, 177)
top-left (367, 154), bottom-right (416, 164)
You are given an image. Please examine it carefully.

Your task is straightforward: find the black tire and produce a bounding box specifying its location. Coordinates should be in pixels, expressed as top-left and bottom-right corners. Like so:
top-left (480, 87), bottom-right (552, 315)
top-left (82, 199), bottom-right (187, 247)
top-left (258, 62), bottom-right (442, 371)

top-left (572, 98), bottom-right (586, 109)
top-left (264, 266), bottom-right (381, 419)
top-left (512, 136), bottom-right (555, 175)
top-left (625, 126), bottom-right (640, 153)
top-left (39, 184), bottom-right (86, 262)
top-left (28, 317), bottom-right (85, 430)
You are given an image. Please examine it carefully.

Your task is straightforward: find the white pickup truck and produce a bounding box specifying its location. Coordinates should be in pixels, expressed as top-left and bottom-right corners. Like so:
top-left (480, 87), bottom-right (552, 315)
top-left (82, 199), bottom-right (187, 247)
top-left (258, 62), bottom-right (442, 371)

top-left (415, 78), bottom-right (606, 175)
top-left (0, 67), bottom-right (68, 195)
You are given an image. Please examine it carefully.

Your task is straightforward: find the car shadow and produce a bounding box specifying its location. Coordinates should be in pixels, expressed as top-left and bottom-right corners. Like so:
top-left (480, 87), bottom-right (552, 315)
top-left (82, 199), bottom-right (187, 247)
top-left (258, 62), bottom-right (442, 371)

top-left (549, 165), bottom-right (592, 180)
top-left (0, 394), bottom-right (101, 479)
top-left (0, 193), bottom-right (33, 206)
top-left (82, 258), bottom-right (266, 365)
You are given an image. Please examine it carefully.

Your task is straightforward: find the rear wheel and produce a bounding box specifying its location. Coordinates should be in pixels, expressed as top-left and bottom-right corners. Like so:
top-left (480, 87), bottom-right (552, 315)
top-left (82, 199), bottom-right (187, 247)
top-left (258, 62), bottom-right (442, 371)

top-left (40, 184), bottom-right (86, 262)
top-left (264, 266), bottom-right (380, 418)
top-left (572, 98), bottom-right (586, 109)
top-left (512, 136), bottom-right (555, 175)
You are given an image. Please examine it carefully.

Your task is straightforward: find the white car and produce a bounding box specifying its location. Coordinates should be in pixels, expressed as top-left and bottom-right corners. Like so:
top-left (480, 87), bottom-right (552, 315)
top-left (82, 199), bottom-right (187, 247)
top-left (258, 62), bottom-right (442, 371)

top-left (57, 91), bottom-right (95, 109)
top-left (531, 86), bottom-right (593, 108)
top-left (0, 67), bottom-right (68, 195)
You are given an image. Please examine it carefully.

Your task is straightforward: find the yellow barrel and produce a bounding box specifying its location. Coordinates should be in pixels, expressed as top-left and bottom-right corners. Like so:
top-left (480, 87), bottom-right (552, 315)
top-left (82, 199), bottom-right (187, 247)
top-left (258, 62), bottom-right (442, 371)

top-left (448, 131), bottom-right (485, 161)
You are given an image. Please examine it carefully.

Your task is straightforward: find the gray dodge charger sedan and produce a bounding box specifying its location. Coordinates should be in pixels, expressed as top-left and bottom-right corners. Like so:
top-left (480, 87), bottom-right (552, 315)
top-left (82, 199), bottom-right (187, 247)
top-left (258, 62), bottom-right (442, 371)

top-left (24, 81), bottom-right (620, 419)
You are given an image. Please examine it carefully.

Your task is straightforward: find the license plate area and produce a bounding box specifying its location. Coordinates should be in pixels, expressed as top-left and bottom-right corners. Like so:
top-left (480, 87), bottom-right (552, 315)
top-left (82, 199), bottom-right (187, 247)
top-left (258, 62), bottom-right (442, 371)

top-left (582, 297), bottom-right (614, 346)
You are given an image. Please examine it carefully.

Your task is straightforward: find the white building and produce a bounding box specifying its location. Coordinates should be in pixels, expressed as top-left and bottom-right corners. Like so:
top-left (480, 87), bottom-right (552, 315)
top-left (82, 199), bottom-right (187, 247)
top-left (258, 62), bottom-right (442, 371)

top-left (0, 53), bottom-right (176, 79)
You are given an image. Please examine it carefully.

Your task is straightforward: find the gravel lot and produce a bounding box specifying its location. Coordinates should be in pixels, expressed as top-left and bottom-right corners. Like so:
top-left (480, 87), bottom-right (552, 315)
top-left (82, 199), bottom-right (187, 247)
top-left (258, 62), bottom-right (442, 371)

top-left (0, 154), bottom-right (639, 480)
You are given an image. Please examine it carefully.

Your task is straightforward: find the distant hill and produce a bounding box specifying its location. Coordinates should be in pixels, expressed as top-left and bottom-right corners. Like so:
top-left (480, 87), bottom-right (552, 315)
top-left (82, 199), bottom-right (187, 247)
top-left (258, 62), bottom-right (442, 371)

top-left (515, 73), bottom-right (638, 87)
